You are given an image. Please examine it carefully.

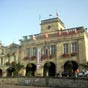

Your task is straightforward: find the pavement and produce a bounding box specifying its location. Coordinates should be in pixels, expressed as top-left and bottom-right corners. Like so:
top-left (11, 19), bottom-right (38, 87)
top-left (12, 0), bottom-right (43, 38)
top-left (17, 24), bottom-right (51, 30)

top-left (0, 85), bottom-right (54, 88)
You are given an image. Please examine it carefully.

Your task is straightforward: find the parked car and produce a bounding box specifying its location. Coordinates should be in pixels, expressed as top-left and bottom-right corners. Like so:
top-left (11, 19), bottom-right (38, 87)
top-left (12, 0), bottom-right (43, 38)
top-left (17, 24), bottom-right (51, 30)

top-left (77, 70), bottom-right (85, 77)
top-left (84, 71), bottom-right (88, 77)
top-left (77, 72), bottom-right (84, 77)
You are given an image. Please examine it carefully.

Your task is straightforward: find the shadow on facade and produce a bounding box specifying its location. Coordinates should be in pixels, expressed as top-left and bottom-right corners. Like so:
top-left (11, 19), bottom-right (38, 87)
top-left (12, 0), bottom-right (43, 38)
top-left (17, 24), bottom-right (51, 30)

top-left (64, 60), bottom-right (78, 75)
top-left (43, 62), bottom-right (56, 77)
top-left (7, 67), bottom-right (15, 77)
top-left (26, 63), bottom-right (36, 76)
top-left (0, 69), bottom-right (2, 77)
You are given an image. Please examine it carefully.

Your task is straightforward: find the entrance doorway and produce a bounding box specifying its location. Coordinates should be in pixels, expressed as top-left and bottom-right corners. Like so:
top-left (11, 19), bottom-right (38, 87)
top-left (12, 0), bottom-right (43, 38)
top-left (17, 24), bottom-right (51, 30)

top-left (43, 62), bottom-right (56, 77)
top-left (0, 69), bottom-right (2, 77)
top-left (7, 67), bottom-right (15, 77)
top-left (26, 63), bottom-right (36, 76)
top-left (64, 61), bottom-right (78, 75)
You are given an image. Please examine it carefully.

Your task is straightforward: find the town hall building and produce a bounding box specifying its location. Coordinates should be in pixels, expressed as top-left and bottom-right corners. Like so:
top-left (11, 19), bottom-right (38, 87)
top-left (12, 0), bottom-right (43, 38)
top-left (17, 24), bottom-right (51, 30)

top-left (0, 17), bottom-right (88, 77)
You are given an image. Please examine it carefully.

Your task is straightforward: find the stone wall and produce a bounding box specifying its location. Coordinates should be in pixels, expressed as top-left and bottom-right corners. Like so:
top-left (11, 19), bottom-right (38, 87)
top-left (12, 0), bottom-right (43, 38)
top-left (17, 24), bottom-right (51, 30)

top-left (0, 77), bottom-right (88, 88)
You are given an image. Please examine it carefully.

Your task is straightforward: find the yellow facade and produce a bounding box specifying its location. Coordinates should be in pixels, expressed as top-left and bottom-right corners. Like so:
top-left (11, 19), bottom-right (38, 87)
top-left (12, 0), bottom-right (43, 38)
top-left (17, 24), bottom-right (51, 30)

top-left (0, 17), bottom-right (88, 77)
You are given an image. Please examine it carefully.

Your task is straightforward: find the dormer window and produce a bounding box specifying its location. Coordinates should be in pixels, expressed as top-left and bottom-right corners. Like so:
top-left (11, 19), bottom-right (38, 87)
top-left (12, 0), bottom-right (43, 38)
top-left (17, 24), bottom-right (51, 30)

top-left (1, 49), bottom-right (4, 55)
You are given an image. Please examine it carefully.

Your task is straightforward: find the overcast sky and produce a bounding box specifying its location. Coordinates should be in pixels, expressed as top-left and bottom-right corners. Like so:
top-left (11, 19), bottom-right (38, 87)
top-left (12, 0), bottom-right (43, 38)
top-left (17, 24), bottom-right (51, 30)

top-left (0, 0), bottom-right (88, 45)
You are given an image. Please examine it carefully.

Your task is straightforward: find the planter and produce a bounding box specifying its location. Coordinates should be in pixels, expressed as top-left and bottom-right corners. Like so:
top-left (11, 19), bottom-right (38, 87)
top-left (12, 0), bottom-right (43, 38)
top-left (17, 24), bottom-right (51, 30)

top-left (41, 55), bottom-right (48, 60)
top-left (23, 56), bottom-right (30, 60)
top-left (71, 53), bottom-right (77, 56)
top-left (49, 54), bottom-right (55, 59)
top-left (31, 56), bottom-right (36, 60)
top-left (11, 61), bottom-right (16, 66)
top-left (62, 53), bottom-right (69, 58)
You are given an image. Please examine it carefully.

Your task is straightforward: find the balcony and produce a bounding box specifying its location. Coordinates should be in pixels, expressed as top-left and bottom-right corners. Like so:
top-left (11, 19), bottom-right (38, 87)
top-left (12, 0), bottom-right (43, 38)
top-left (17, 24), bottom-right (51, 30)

top-left (23, 56), bottom-right (30, 61)
top-left (41, 55), bottom-right (48, 60)
top-left (49, 54), bottom-right (55, 59)
top-left (71, 52), bottom-right (77, 57)
top-left (41, 54), bottom-right (55, 60)
top-left (31, 56), bottom-right (36, 60)
top-left (61, 53), bottom-right (69, 58)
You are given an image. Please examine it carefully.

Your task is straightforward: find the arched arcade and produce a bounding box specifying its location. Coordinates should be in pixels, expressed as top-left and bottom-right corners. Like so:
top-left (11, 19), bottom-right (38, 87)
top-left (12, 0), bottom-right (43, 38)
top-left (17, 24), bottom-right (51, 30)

top-left (43, 62), bottom-right (56, 77)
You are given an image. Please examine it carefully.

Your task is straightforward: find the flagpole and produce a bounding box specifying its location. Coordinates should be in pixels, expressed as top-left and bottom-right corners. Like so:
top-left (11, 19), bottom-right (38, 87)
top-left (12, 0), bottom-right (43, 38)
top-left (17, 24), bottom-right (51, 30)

top-left (56, 10), bottom-right (59, 17)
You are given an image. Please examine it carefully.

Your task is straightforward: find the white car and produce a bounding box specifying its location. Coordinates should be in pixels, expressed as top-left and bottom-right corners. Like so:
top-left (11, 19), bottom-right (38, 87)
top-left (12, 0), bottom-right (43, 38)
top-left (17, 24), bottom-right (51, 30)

top-left (77, 72), bottom-right (84, 77)
top-left (84, 71), bottom-right (88, 77)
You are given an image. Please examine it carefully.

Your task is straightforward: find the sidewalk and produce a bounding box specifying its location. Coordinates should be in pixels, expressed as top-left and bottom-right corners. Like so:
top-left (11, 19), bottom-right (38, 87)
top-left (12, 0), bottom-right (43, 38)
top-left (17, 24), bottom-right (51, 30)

top-left (0, 85), bottom-right (53, 88)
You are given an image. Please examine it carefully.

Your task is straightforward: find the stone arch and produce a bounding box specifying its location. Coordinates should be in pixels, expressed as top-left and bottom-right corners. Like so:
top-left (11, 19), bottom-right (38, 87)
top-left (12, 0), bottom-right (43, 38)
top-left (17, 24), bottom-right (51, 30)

top-left (64, 60), bottom-right (78, 74)
top-left (7, 67), bottom-right (15, 77)
top-left (26, 63), bottom-right (36, 76)
top-left (43, 62), bottom-right (56, 77)
top-left (0, 69), bottom-right (2, 77)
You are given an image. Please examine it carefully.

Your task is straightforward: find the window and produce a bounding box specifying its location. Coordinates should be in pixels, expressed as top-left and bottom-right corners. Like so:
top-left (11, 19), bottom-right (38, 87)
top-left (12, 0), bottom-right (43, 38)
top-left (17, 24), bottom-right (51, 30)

top-left (1, 49), bottom-right (4, 54)
top-left (1, 58), bottom-right (3, 65)
top-left (33, 47), bottom-right (37, 56)
top-left (44, 45), bottom-right (56, 55)
top-left (72, 43), bottom-right (77, 53)
top-left (64, 43), bottom-right (68, 54)
top-left (26, 48), bottom-right (30, 56)
top-left (51, 45), bottom-right (56, 55)
top-left (44, 46), bottom-right (50, 55)
top-left (8, 57), bottom-right (10, 63)
top-left (14, 56), bottom-right (16, 62)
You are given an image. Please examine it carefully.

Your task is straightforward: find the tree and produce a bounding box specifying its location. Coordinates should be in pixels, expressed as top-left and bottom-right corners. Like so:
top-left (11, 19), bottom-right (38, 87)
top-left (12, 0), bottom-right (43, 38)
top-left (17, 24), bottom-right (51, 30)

top-left (7, 62), bottom-right (24, 77)
top-left (13, 62), bottom-right (24, 76)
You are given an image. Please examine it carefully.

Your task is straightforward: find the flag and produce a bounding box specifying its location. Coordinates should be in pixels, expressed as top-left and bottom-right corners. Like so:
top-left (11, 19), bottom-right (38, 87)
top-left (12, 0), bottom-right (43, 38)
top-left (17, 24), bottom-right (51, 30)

top-left (56, 11), bottom-right (58, 16)
top-left (37, 48), bottom-right (41, 69)
top-left (32, 35), bottom-right (36, 40)
top-left (45, 33), bottom-right (48, 38)
top-left (74, 29), bottom-right (78, 34)
top-left (58, 31), bottom-right (62, 36)
top-left (49, 14), bottom-right (52, 16)
top-left (66, 30), bottom-right (70, 35)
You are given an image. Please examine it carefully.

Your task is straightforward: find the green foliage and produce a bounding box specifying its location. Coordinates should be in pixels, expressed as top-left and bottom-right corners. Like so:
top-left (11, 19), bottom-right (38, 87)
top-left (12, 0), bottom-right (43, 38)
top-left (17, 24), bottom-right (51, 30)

top-left (11, 61), bottom-right (16, 66)
top-left (7, 53), bottom-right (10, 57)
top-left (27, 63), bottom-right (32, 68)
top-left (65, 61), bottom-right (73, 75)
top-left (80, 62), bottom-right (88, 70)
top-left (46, 62), bottom-right (51, 67)
top-left (5, 62), bottom-right (10, 66)
top-left (27, 71), bottom-right (33, 77)
top-left (7, 62), bottom-right (24, 77)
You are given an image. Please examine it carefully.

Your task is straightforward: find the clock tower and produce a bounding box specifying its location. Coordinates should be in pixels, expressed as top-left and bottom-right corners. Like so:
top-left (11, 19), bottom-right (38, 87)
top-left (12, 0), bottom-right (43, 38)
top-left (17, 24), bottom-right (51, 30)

top-left (40, 17), bottom-right (65, 33)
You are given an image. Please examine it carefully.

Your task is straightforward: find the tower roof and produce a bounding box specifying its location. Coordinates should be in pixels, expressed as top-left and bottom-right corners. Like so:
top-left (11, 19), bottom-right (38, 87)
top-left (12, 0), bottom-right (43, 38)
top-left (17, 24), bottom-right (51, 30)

top-left (40, 17), bottom-right (65, 28)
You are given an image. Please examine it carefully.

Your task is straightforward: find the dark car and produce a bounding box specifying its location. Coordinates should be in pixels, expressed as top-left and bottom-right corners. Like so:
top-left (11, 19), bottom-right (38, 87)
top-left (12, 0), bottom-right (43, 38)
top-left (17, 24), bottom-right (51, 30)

top-left (62, 71), bottom-right (72, 77)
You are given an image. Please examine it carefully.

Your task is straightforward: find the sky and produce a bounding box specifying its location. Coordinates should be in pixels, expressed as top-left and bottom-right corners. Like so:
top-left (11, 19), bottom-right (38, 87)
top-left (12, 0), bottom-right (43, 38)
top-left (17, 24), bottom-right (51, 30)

top-left (0, 0), bottom-right (88, 46)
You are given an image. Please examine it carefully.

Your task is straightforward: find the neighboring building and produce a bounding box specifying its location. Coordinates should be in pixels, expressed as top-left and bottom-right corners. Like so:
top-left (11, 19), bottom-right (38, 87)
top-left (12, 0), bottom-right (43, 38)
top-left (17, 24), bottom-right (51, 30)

top-left (0, 17), bottom-right (88, 77)
top-left (0, 43), bottom-right (20, 77)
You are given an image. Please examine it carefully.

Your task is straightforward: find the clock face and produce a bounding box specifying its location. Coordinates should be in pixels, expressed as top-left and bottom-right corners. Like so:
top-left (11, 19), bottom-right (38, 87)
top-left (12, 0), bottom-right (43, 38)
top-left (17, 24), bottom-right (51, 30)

top-left (47, 25), bottom-right (51, 29)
